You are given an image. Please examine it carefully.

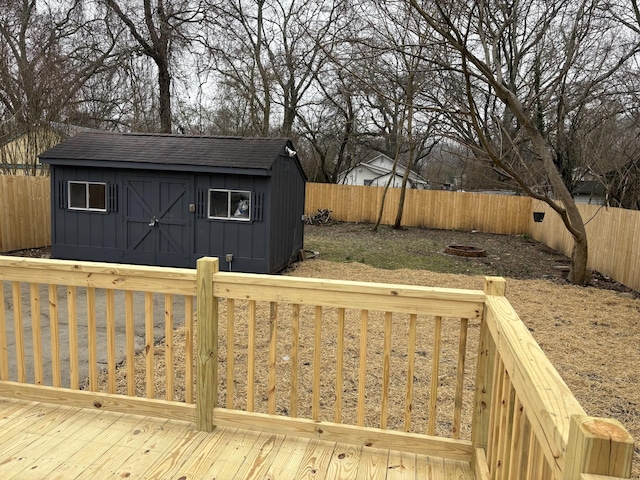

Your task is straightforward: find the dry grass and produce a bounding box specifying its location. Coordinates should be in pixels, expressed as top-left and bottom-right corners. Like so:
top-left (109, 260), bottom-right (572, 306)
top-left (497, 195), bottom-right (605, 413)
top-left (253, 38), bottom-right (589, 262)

top-left (102, 259), bottom-right (640, 478)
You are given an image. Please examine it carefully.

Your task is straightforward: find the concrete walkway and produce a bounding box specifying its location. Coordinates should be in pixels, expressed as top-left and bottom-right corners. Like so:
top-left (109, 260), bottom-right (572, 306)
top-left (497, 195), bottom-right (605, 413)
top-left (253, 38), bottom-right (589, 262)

top-left (1, 281), bottom-right (188, 388)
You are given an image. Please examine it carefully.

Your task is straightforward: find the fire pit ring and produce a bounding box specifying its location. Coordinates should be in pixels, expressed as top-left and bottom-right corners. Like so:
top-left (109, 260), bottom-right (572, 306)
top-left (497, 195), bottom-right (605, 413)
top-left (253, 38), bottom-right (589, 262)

top-left (444, 245), bottom-right (487, 257)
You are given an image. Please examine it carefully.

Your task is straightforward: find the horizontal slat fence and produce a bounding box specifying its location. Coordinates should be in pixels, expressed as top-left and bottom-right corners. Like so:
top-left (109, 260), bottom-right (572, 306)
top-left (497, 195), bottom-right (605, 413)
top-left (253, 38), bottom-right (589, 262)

top-left (0, 175), bottom-right (50, 252)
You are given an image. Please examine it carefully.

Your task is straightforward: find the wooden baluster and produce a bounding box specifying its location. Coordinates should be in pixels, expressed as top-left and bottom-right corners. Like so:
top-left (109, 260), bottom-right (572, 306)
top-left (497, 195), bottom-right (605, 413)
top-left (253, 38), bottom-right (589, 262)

top-left (452, 317), bottom-right (468, 439)
top-left (86, 286), bottom-right (97, 391)
top-left (247, 300), bottom-right (256, 412)
top-left (290, 304), bottom-right (300, 418)
top-left (404, 313), bottom-right (417, 432)
top-left (12, 282), bottom-right (25, 383)
top-left (487, 357), bottom-right (505, 474)
top-left (496, 370), bottom-right (515, 480)
top-left (312, 306), bottom-right (322, 421)
top-left (47, 282), bottom-right (62, 387)
top-left (185, 295), bottom-right (194, 404)
top-left (357, 310), bottom-right (368, 426)
top-left (226, 298), bottom-right (235, 409)
top-left (0, 283), bottom-right (8, 381)
top-left (30, 283), bottom-right (43, 385)
top-left (381, 311), bottom-right (392, 429)
top-left (268, 302), bottom-right (278, 415)
top-left (145, 292), bottom-right (154, 398)
top-left (428, 315), bottom-right (442, 435)
top-left (335, 307), bottom-right (345, 424)
top-left (165, 294), bottom-right (174, 401)
top-left (507, 395), bottom-right (528, 479)
top-left (125, 290), bottom-right (135, 396)
top-left (67, 285), bottom-right (78, 389)
top-left (106, 289), bottom-right (116, 393)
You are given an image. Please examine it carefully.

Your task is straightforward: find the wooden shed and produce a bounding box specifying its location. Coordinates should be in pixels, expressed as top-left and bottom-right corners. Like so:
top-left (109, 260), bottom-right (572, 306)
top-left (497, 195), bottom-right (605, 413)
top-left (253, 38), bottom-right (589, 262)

top-left (39, 131), bottom-right (307, 273)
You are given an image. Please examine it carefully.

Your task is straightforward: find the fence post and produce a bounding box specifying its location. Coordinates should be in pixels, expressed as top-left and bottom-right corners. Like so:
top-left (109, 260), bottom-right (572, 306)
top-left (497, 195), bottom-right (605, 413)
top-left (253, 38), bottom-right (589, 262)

top-left (471, 277), bottom-right (506, 470)
top-left (563, 415), bottom-right (634, 480)
top-left (196, 257), bottom-right (219, 432)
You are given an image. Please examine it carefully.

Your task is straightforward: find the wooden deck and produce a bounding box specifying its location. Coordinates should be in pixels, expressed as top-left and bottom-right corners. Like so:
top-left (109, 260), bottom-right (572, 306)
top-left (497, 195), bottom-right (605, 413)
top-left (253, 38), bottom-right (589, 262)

top-left (0, 398), bottom-right (474, 480)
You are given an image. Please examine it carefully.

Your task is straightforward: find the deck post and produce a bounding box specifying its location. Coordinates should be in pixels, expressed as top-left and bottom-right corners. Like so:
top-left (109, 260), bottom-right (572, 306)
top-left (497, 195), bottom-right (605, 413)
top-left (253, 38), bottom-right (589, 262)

top-left (563, 415), bottom-right (634, 480)
top-left (471, 277), bottom-right (506, 468)
top-left (196, 257), bottom-right (219, 432)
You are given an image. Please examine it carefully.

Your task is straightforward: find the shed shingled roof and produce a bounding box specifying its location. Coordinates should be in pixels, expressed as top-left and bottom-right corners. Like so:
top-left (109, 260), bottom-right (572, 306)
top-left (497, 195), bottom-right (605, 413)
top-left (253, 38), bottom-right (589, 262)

top-left (39, 131), bottom-right (292, 170)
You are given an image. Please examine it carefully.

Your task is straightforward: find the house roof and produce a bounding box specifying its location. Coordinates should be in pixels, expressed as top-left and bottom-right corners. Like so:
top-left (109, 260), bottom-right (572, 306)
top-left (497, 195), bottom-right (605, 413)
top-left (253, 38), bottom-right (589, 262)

top-left (39, 131), bottom-right (295, 172)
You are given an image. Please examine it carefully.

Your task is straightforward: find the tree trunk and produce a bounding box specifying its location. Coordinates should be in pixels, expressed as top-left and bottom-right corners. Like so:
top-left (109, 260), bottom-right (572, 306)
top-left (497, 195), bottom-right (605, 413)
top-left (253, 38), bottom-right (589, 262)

top-left (157, 58), bottom-right (172, 133)
top-left (528, 126), bottom-right (589, 284)
top-left (373, 153), bottom-right (401, 232)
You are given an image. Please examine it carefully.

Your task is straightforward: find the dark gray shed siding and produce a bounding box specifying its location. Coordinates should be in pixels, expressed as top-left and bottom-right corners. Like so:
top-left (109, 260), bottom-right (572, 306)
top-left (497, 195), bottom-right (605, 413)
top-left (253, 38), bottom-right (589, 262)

top-left (40, 132), bottom-right (306, 273)
top-left (269, 156), bottom-right (306, 272)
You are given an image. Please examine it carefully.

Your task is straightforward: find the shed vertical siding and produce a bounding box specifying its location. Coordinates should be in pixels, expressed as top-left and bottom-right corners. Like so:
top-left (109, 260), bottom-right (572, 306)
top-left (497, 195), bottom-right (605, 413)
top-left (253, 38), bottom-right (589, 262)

top-left (193, 174), bottom-right (270, 273)
top-left (51, 167), bottom-right (119, 262)
top-left (42, 134), bottom-right (306, 273)
top-left (268, 154), bottom-right (306, 272)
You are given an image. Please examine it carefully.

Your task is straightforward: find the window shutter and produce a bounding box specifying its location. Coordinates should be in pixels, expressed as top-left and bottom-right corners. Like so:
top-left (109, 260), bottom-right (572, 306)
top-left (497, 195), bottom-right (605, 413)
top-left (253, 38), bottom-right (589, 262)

top-left (57, 181), bottom-right (66, 209)
top-left (108, 183), bottom-right (118, 212)
top-left (253, 192), bottom-right (263, 222)
top-left (196, 188), bottom-right (206, 218)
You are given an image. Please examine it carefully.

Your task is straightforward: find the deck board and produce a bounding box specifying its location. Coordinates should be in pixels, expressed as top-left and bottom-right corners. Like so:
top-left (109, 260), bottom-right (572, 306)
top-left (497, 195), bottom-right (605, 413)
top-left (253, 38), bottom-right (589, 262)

top-left (0, 399), bottom-right (475, 479)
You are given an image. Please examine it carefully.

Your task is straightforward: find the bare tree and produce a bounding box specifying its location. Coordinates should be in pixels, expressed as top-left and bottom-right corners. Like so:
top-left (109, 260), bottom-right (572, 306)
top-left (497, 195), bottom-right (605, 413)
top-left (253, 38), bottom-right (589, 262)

top-left (0, 0), bottom-right (120, 174)
top-left (104, 0), bottom-right (205, 133)
top-left (206, 0), bottom-right (347, 137)
top-left (404, 0), bottom-right (640, 284)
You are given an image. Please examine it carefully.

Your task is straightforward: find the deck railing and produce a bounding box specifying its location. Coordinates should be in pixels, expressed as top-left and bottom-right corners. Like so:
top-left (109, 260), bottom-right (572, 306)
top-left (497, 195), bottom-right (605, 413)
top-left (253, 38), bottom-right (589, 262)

top-left (0, 256), bottom-right (198, 420)
top-left (474, 278), bottom-right (634, 480)
top-left (0, 256), bottom-right (634, 479)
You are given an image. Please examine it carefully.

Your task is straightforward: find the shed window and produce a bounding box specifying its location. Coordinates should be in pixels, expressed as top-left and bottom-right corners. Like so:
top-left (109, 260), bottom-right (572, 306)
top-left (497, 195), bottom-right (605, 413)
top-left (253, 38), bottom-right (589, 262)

top-left (68, 181), bottom-right (107, 212)
top-left (208, 189), bottom-right (251, 221)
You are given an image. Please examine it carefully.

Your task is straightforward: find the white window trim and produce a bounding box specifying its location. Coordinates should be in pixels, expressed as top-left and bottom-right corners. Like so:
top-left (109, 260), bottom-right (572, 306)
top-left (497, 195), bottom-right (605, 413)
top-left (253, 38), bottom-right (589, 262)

top-left (207, 188), bottom-right (251, 221)
top-left (68, 181), bottom-right (107, 212)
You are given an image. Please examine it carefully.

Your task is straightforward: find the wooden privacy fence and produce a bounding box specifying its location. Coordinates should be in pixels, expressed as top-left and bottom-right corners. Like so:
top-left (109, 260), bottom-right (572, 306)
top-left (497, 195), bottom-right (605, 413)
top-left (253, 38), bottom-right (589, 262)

top-left (0, 175), bottom-right (50, 252)
top-left (529, 199), bottom-right (640, 292)
top-left (305, 183), bottom-right (533, 234)
top-left (0, 256), bottom-right (634, 478)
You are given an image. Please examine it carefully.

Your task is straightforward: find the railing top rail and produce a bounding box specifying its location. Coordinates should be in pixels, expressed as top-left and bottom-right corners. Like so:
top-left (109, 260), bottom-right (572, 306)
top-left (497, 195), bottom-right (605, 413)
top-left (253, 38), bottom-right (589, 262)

top-left (0, 256), bottom-right (197, 296)
top-left (213, 271), bottom-right (485, 318)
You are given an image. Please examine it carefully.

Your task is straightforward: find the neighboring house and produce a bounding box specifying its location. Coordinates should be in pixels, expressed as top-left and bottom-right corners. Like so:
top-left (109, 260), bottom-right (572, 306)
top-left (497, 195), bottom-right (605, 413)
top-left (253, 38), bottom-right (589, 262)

top-left (573, 180), bottom-right (605, 205)
top-left (39, 131), bottom-right (307, 273)
top-left (0, 123), bottom-right (94, 175)
top-left (338, 154), bottom-right (429, 189)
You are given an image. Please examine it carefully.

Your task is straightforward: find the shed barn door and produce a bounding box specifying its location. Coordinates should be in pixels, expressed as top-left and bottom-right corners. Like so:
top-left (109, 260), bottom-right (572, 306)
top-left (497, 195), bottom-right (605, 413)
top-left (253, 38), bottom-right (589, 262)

top-left (123, 175), bottom-right (192, 267)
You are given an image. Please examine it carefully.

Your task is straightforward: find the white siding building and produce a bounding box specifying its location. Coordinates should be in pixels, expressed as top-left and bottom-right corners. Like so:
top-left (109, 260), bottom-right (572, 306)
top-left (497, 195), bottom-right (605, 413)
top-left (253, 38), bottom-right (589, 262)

top-left (338, 154), bottom-right (429, 189)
